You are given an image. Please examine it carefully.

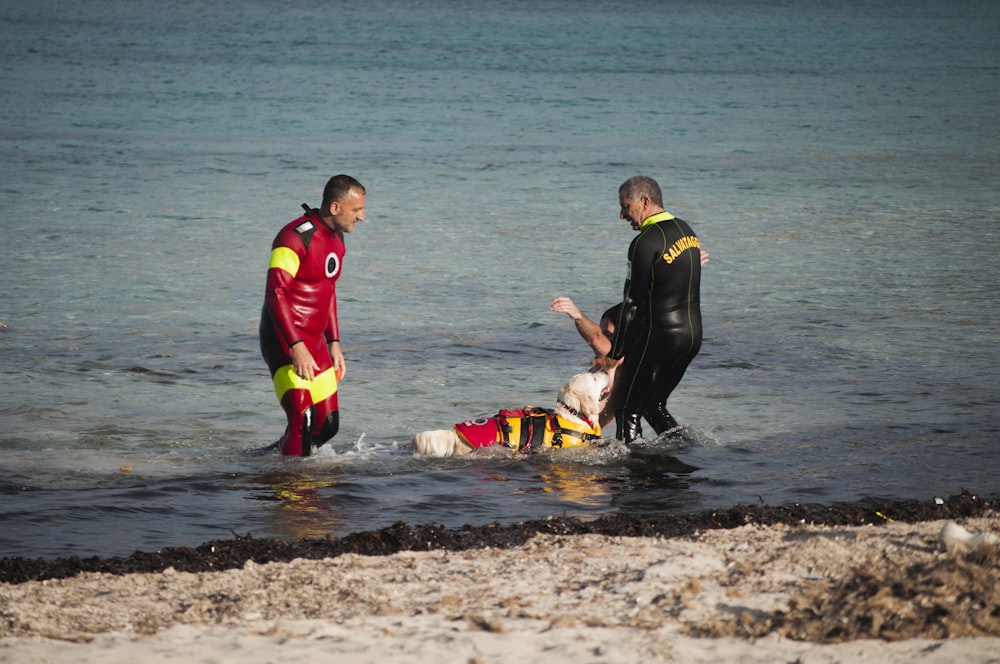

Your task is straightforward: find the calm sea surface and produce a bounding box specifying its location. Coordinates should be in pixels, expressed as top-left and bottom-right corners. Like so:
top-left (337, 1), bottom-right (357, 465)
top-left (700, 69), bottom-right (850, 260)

top-left (1, 0), bottom-right (998, 559)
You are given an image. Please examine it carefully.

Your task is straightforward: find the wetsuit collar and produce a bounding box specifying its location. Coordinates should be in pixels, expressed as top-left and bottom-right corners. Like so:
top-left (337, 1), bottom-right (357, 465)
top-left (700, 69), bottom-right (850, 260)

top-left (639, 210), bottom-right (676, 230)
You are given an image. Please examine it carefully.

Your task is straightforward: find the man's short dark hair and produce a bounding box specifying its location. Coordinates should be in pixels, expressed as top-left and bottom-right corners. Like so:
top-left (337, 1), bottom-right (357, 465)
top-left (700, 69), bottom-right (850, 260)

top-left (601, 303), bottom-right (622, 324)
top-left (322, 174), bottom-right (365, 208)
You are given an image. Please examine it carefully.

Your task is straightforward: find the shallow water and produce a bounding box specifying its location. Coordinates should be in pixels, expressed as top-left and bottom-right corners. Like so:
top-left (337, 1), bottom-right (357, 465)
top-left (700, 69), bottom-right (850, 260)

top-left (1, 0), bottom-right (998, 559)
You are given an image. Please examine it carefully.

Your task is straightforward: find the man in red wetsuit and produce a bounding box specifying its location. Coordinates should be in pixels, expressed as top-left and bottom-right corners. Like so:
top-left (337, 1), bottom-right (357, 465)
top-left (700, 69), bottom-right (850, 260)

top-left (259, 175), bottom-right (366, 456)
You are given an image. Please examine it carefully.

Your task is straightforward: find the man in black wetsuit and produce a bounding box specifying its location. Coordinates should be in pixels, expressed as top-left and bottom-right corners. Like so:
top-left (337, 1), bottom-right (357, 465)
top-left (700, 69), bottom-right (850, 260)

top-left (598, 175), bottom-right (702, 444)
top-left (550, 250), bottom-right (709, 430)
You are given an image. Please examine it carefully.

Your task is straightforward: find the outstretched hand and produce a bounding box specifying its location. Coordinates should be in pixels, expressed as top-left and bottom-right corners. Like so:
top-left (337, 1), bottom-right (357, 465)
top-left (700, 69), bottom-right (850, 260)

top-left (549, 296), bottom-right (582, 321)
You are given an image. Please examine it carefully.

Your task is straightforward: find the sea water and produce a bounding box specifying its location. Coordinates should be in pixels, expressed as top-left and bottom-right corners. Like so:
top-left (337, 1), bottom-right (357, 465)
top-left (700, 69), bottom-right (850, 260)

top-left (1, 0), bottom-right (998, 559)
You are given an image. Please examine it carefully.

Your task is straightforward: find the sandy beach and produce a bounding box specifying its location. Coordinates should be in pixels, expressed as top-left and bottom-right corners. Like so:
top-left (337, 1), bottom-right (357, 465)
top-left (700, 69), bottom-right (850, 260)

top-left (2, 513), bottom-right (998, 663)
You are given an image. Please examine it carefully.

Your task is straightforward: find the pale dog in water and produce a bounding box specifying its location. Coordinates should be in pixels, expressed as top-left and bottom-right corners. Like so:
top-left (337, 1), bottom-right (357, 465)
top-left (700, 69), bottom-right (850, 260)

top-left (413, 371), bottom-right (611, 457)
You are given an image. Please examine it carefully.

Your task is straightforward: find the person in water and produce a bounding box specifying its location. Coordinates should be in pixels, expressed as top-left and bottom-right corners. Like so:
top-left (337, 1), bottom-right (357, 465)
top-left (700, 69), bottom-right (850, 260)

top-left (259, 174), bottom-right (366, 456)
top-left (549, 298), bottom-right (622, 427)
top-left (550, 251), bottom-right (706, 430)
top-left (592, 175), bottom-right (703, 444)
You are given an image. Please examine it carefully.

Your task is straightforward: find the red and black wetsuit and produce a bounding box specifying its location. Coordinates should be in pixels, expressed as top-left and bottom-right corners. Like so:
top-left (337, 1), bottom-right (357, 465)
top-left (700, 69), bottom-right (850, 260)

top-left (609, 211), bottom-right (702, 443)
top-left (259, 208), bottom-right (344, 455)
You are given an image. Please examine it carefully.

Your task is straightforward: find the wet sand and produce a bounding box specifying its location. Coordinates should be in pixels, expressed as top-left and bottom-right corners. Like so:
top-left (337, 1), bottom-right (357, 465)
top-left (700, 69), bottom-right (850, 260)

top-left (2, 492), bottom-right (998, 663)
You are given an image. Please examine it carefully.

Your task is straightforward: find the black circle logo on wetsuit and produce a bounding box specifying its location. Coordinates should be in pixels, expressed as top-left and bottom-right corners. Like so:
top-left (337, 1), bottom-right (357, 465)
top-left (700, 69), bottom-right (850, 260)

top-left (325, 253), bottom-right (341, 278)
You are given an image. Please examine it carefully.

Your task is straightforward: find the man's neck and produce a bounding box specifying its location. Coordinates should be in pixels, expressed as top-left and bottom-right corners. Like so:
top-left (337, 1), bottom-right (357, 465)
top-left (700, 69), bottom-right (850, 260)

top-left (640, 209), bottom-right (674, 230)
top-left (317, 212), bottom-right (337, 232)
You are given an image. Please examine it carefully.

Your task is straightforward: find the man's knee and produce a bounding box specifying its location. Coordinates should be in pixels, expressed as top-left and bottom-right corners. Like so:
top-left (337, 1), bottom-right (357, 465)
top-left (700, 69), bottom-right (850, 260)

top-left (315, 410), bottom-right (340, 445)
top-left (644, 404), bottom-right (679, 434)
top-left (277, 399), bottom-right (313, 456)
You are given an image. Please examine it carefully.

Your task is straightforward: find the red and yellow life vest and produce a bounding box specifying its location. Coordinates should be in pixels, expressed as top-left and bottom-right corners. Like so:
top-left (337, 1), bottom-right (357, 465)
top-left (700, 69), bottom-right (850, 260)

top-left (453, 406), bottom-right (601, 453)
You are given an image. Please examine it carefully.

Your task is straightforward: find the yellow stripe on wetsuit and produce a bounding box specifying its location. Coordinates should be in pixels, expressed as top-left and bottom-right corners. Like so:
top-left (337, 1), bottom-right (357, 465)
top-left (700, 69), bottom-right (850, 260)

top-left (269, 246), bottom-right (300, 276)
top-left (272, 365), bottom-right (338, 404)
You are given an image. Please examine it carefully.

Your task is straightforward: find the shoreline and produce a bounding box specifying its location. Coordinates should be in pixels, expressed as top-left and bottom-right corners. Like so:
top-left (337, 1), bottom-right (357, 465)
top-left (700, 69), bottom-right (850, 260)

top-left (3, 491), bottom-right (996, 584)
top-left (2, 493), bottom-right (998, 662)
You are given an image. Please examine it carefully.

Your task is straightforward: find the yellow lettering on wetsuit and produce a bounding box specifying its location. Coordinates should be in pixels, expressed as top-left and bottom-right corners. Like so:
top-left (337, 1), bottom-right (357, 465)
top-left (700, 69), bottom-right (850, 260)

top-left (662, 235), bottom-right (701, 265)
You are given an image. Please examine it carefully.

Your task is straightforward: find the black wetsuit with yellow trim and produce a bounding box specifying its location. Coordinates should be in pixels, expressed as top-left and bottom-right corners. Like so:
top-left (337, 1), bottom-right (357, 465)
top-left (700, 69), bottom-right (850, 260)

top-left (609, 210), bottom-right (702, 443)
top-left (259, 207), bottom-right (344, 456)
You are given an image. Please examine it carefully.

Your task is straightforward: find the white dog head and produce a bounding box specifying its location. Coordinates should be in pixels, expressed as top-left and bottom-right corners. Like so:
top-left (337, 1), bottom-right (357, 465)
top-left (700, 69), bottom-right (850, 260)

top-left (555, 371), bottom-right (610, 428)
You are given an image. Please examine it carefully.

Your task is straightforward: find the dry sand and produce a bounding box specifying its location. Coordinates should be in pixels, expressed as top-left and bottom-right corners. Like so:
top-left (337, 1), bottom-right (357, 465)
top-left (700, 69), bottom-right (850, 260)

top-left (2, 516), bottom-right (998, 663)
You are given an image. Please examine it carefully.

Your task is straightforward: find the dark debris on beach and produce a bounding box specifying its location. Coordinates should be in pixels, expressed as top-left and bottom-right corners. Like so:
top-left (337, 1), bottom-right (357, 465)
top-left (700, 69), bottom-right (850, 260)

top-left (1, 490), bottom-right (996, 586)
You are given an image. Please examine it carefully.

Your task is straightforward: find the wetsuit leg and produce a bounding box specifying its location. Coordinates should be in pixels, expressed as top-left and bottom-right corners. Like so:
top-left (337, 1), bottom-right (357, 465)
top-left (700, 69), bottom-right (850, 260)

top-left (614, 339), bottom-right (658, 443)
top-left (615, 333), bottom-right (695, 443)
top-left (643, 403), bottom-right (680, 434)
top-left (278, 390), bottom-right (314, 456)
top-left (617, 413), bottom-right (644, 444)
top-left (260, 318), bottom-right (339, 456)
top-left (270, 366), bottom-right (339, 455)
top-left (640, 360), bottom-right (690, 434)
top-left (312, 395), bottom-right (340, 446)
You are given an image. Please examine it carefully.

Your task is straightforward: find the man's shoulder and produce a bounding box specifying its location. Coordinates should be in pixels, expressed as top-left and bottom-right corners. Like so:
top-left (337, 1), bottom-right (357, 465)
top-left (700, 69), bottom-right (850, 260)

top-left (650, 216), bottom-right (697, 239)
top-left (273, 214), bottom-right (321, 246)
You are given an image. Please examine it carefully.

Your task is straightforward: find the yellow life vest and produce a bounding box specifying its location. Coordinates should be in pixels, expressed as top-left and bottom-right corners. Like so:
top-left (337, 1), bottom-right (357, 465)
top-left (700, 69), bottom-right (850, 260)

top-left (454, 406), bottom-right (601, 453)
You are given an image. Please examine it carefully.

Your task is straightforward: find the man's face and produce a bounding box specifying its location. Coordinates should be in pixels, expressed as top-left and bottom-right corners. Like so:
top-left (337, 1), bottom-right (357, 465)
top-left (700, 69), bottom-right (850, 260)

top-left (328, 188), bottom-right (366, 233)
top-left (619, 193), bottom-right (646, 231)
